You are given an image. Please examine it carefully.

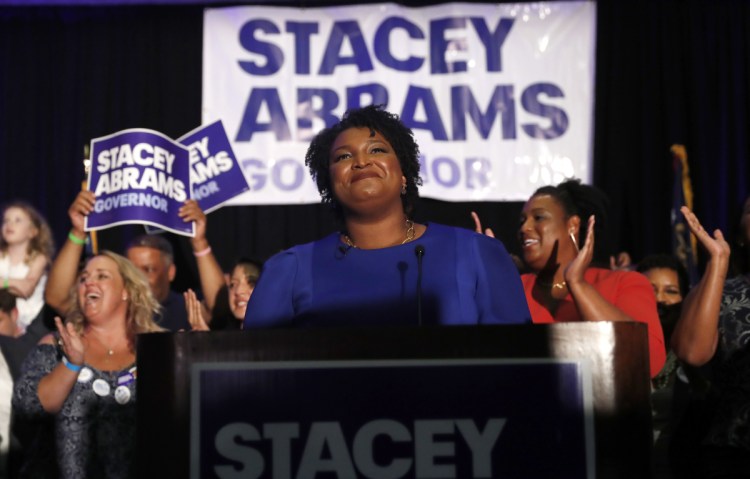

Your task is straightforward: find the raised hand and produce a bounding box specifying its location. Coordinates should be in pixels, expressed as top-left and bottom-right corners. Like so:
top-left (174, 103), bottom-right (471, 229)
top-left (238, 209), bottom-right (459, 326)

top-left (68, 190), bottom-right (96, 235)
top-left (184, 288), bottom-right (209, 331)
top-left (178, 199), bottom-right (207, 244)
top-left (471, 211), bottom-right (495, 238)
top-left (680, 206), bottom-right (730, 260)
top-left (609, 251), bottom-right (632, 271)
top-left (564, 215), bottom-right (595, 286)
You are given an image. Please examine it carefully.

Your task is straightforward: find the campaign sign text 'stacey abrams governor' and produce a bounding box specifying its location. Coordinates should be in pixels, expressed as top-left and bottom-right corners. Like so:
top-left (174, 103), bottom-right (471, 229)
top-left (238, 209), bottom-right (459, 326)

top-left (86, 129), bottom-right (194, 236)
top-left (178, 120), bottom-right (251, 214)
top-left (191, 359), bottom-right (594, 479)
top-left (203, 2), bottom-right (596, 205)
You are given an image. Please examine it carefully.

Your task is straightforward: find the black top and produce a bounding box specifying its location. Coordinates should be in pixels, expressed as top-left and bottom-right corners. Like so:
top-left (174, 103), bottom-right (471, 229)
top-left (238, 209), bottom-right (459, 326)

top-left (155, 290), bottom-right (189, 332)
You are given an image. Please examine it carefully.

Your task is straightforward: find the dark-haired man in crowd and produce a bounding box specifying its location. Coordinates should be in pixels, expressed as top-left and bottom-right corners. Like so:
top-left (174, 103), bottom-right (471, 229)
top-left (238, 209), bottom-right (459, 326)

top-left (44, 191), bottom-right (224, 331)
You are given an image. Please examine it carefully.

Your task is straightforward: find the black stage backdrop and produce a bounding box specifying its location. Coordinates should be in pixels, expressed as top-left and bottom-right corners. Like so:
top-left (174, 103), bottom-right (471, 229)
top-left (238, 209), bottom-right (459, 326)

top-left (1, 0), bottom-right (748, 293)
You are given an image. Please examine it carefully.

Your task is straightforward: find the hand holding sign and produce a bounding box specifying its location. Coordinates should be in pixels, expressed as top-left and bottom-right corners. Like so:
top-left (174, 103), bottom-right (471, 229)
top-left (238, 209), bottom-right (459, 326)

top-left (69, 190), bottom-right (95, 237)
top-left (86, 129), bottom-right (193, 236)
top-left (85, 123), bottom-right (249, 236)
top-left (178, 200), bottom-right (208, 249)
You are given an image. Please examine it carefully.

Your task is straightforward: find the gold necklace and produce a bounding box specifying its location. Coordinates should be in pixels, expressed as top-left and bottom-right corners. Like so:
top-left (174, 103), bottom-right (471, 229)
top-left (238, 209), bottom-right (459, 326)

top-left (343, 219), bottom-right (415, 248)
top-left (87, 334), bottom-right (119, 358)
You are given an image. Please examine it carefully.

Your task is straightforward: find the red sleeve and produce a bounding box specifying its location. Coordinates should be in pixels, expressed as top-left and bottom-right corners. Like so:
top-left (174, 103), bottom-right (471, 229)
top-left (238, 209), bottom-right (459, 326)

top-left (612, 271), bottom-right (666, 378)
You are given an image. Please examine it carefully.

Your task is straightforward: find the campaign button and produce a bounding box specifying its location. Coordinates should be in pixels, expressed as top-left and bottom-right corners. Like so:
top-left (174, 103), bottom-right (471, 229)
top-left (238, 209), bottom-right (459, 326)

top-left (92, 379), bottom-right (110, 397)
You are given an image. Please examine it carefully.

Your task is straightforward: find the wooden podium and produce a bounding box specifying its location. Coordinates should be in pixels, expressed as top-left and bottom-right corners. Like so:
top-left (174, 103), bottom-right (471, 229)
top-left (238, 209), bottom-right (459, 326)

top-left (136, 322), bottom-right (652, 478)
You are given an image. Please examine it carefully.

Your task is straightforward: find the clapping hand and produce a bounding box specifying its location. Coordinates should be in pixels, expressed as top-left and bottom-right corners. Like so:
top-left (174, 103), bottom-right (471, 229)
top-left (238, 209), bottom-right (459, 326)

top-left (680, 206), bottom-right (730, 260)
top-left (471, 211), bottom-right (495, 238)
top-left (184, 288), bottom-right (210, 331)
top-left (564, 215), bottom-right (595, 286)
top-left (54, 317), bottom-right (85, 365)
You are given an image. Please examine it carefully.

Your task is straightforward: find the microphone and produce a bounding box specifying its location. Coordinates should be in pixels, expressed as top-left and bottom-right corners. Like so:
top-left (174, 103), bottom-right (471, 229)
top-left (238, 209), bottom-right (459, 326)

top-left (414, 245), bottom-right (425, 326)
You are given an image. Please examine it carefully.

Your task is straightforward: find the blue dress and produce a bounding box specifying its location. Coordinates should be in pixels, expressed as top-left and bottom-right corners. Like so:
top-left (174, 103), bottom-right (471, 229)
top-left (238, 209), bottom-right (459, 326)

top-left (244, 223), bottom-right (531, 328)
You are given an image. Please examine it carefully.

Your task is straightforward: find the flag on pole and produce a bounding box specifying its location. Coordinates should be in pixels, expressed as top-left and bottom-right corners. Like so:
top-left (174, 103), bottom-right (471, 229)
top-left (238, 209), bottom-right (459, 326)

top-left (670, 144), bottom-right (699, 286)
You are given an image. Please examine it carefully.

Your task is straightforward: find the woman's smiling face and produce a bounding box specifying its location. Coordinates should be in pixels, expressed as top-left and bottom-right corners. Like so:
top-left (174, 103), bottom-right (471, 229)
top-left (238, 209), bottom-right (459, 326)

top-left (229, 264), bottom-right (255, 320)
top-left (518, 194), bottom-right (578, 272)
top-left (77, 255), bottom-right (128, 323)
top-left (328, 127), bottom-right (406, 214)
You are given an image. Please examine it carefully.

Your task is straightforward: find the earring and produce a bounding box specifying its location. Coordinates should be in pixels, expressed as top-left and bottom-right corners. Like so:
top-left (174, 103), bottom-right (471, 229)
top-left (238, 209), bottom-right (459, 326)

top-left (569, 230), bottom-right (579, 252)
top-left (401, 184), bottom-right (407, 195)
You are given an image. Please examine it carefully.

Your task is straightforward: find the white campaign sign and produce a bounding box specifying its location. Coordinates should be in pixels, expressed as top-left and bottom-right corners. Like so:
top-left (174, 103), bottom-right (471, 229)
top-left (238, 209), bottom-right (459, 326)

top-left (203, 2), bottom-right (596, 205)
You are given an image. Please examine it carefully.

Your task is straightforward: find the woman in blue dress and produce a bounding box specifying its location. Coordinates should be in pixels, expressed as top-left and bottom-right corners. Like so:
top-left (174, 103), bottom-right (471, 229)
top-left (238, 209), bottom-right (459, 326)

top-left (244, 105), bottom-right (530, 328)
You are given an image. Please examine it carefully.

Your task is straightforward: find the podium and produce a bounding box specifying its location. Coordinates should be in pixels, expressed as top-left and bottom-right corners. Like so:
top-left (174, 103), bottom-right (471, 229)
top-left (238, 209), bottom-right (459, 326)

top-left (136, 322), bottom-right (652, 478)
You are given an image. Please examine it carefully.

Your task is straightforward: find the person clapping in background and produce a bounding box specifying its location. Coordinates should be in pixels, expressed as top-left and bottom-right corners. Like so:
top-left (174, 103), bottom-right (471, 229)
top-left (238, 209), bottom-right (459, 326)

top-left (13, 251), bottom-right (163, 478)
top-left (672, 199), bottom-right (750, 478)
top-left (516, 179), bottom-right (666, 378)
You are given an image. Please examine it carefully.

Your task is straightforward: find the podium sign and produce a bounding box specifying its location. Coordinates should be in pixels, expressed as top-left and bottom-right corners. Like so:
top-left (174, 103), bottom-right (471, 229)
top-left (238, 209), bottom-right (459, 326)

top-left (137, 323), bottom-right (652, 478)
top-left (191, 359), bottom-right (594, 479)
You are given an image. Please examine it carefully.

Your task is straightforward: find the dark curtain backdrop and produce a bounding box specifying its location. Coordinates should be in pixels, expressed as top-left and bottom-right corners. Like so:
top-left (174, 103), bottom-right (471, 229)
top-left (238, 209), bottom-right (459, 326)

top-left (1, 0), bottom-right (748, 293)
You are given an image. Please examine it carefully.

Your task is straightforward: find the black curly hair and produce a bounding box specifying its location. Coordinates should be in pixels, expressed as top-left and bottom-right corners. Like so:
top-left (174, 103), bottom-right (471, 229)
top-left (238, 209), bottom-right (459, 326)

top-left (304, 105), bottom-right (422, 224)
top-left (531, 178), bottom-right (610, 261)
top-left (233, 257), bottom-right (263, 284)
top-left (636, 254), bottom-right (690, 297)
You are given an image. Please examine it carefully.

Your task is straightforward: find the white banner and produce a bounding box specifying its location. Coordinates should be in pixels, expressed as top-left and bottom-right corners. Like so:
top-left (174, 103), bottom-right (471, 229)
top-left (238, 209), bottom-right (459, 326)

top-left (203, 2), bottom-right (595, 205)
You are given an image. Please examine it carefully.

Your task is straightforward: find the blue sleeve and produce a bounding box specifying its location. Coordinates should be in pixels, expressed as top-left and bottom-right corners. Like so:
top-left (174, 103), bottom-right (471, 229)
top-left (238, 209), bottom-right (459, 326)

top-left (243, 251), bottom-right (299, 328)
top-left (472, 235), bottom-right (531, 324)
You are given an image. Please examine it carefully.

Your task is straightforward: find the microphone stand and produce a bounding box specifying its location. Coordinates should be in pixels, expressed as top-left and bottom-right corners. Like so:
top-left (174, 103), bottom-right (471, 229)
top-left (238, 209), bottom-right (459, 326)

top-left (415, 245), bottom-right (425, 326)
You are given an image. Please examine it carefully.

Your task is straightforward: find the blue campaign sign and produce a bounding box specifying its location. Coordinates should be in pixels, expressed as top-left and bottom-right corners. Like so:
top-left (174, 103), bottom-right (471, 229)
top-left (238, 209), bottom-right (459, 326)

top-left (85, 129), bottom-right (194, 236)
top-left (191, 359), bottom-right (594, 479)
top-left (178, 120), bottom-right (250, 213)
